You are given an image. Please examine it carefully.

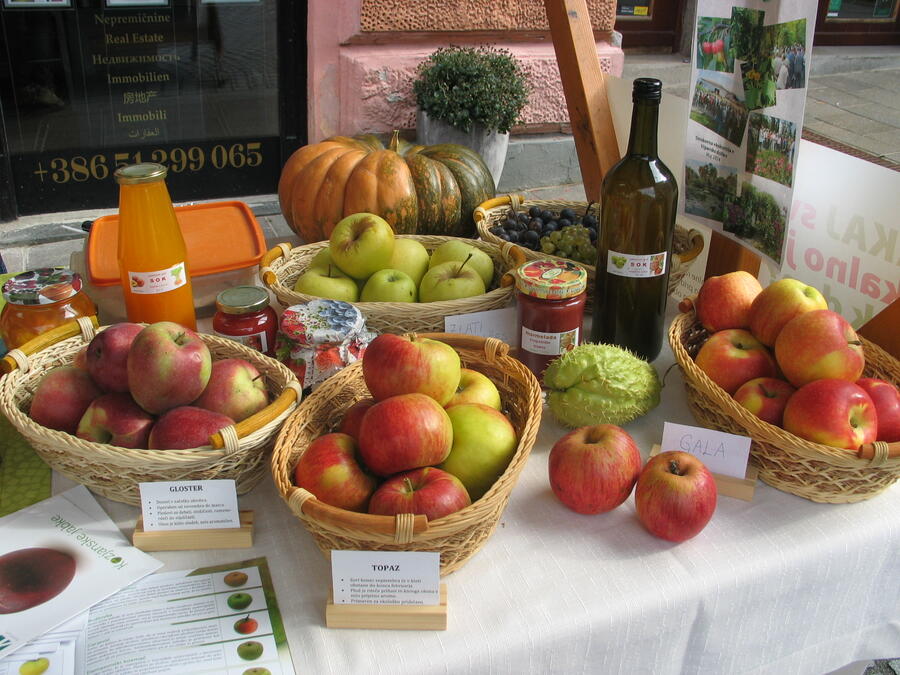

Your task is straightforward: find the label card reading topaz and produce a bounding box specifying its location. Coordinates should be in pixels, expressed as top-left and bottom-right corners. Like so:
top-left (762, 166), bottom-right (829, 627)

top-left (661, 422), bottom-right (752, 479)
top-left (139, 480), bottom-right (240, 531)
top-left (331, 550), bottom-right (440, 606)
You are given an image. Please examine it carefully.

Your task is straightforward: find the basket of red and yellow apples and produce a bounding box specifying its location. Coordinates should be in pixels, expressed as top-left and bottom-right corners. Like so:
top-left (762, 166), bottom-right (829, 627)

top-left (669, 272), bottom-right (900, 503)
top-left (271, 332), bottom-right (542, 575)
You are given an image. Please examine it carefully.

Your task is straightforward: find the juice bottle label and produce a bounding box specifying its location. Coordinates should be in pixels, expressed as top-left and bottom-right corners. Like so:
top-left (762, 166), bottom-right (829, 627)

top-left (521, 326), bottom-right (579, 356)
top-left (214, 329), bottom-right (268, 353)
top-left (126, 262), bottom-right (188, 295)
top-left (606, 250), bottom-right (667, 278)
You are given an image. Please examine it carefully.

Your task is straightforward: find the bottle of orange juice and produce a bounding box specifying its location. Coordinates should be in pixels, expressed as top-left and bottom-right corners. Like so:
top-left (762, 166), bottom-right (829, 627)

top-left (114, 163), bottom-right (197, 330)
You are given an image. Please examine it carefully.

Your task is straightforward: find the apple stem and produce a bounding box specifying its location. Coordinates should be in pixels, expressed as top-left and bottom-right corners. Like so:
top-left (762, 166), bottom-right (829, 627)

top-left (456, 252), bottom-right (474, 276)
top-left (403, 477), bottom-right (415, 493)
top-left (668, 459), bottom-right (683, 476)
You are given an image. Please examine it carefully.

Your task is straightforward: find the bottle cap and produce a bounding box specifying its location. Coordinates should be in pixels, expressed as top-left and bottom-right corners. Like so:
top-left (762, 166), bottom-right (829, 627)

top-left (215, 286), bottom-right (270, 315)
top-left (2, 267), bottom-right (83, 306)
top-left (633, 77), bottom-right (662, 102)
top-left (515, 260), bottom-right (587, 300)
top-left (114, 163), bottom-right (168, 185)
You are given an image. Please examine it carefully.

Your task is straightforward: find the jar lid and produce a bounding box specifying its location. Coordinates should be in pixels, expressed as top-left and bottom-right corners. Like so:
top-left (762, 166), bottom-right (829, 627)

top-left (2, 267), bottom-right (83, 306)
top-left (114, 162), bottom-right (168, 185)
top-left (279, 299), bottom-right (367, 347)
top-left (215, 286), bottom-right (270, 314)
top-left (515, 260), bottom-right (587, 300)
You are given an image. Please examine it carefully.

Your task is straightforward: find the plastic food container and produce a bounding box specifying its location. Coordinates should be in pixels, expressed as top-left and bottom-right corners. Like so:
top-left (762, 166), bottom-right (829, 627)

top-left (71, 200), bottom-right (266, 323)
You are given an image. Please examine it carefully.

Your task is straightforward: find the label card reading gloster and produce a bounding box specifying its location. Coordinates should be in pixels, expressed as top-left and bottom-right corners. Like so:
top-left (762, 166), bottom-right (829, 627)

top-left (331, 550), bottom-right (440, 606)
top-left (661, 422), bottom-right (752, 479)
top-left (139, 480), bottom-right (240, 531)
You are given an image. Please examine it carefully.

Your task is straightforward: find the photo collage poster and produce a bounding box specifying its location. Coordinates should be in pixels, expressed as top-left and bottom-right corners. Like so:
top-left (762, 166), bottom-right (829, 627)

top-left (682, 0), bottom-right (816, 267)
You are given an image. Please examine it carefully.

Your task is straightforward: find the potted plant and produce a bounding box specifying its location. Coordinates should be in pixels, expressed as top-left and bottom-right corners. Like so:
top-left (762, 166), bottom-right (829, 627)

top-left (413, 45), bottom-right (530, 187)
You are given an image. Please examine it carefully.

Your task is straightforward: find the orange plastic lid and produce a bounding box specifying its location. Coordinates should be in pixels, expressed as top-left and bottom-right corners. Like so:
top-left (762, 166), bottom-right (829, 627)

top-left (87, 200), bottom-right (266, 287)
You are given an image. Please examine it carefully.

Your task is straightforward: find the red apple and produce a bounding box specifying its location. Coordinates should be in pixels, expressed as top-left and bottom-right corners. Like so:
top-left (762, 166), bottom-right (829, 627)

top-left (548, 425), bottom-right (642, 515)
top-left (127, 322), bottom-right (212, 414)
top-left (445, 368), bottom-right (502, 409)
top-left (292, 432), bottom-right (377, 512)
top-left (783, 379), bottom-right (878, 450)
top-left (0, 547), bottom-right (76, 614)
top-left (748, 278), bottom-right (828, 347)
top-left (694, 329), bottom-right (776, 395)
top-left (362, 334), bottom-right (461, 406)
top-left (85, 322), bottom-right (144, 392)
top-left (234, 614), bottom-right (259, 635)
top-left (338, 397), bottom-right (376, 440)
top-left (695, 271), bottom-right (762, 332)
top-left (358, 393), bottom-right (453, 477)
top-left (193, 358), bottom-right (270, 423)
top-left (148, 406), bottom-right (235, 450)
top-left (732, 377), bottom-right (796, 427)
top-left (856, 378), bottom-right (900, 442)
top-left (634, 451), bottom-right (717, 542)
top-left (76, 392), bottom-right (155, 448)
top-left (367, 467), bottom-right (471, 521)
top-left (774, 309), bottom-right (865, 387)
top-left (72, 346), bottom-right (88, 370)
top-left (30, 365), bottom-right (103, 434)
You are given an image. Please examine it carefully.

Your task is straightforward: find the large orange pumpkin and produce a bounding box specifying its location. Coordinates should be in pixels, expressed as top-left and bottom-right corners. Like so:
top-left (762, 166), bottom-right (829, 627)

top-left (277, 132), bottom-right (495, 242)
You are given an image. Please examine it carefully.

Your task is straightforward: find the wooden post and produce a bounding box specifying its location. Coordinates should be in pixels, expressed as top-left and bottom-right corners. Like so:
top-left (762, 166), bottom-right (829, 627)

top-left (858, 298), bottom-right (899, 360)
top-left (704, 233), bottom-right (762, 279)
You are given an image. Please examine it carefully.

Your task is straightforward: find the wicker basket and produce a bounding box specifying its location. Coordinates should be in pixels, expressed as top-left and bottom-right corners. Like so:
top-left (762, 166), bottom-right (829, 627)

top-left (271, 333), bottom-right (542, 576)
top-left (0, 317), bottom-right (302, 505)
top-left (475, 195), bottom-right (706, 307)
top-left (258, 235), bottom-right (524, 335)
top-left (669, 310), bottom-right (900, 503)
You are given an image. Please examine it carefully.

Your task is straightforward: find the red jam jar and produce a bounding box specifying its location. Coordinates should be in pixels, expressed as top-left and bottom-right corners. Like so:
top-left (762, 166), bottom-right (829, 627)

top-left (515, 260), bottom-right (587, 381)
top-left (212, 286), bottom-right (277, 356)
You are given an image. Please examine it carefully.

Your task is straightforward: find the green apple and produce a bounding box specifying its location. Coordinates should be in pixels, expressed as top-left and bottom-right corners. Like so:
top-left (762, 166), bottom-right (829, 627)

top-left (446, 368), bottom-right (502, 409)
top-left (236, 640), bottom-right (264, 661)
top-left (361, 269), bottom-right (417, 302)
top-left (227, 592), bottom-right (253, 610)
top-left (329, 212), bottom-right (395, 280)
top-left (418, 259), bottom-right (485, 303)
top-left (440, 402), bottom-right (518, 500)
top-left (242, 669), bottom-right (272, 675)
top-left (308, 247), bottom-right (334, 270)
top-left (389, 238), bottom-right (431, 286)
top-left (18, 658), bottom-right (50, 675)
top-left (428, 240), bottom-right (494, 288)
top-left (293, 264), bottom-right (359, 302)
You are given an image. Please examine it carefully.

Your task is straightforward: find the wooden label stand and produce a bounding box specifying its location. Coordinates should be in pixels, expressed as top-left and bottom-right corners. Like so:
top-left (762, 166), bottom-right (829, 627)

top-left (650, 445), bottom-right (757, 501)
top-left (325, 584), bottom-right (448, 630)
top-left (132, 510), bottom-right (254, 551)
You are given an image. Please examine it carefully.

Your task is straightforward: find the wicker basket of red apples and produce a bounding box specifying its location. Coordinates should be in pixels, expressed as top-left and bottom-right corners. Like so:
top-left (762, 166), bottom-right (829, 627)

top-left (669, 272), bottom-right (900, 503)
top-left (271, 332), bottom-right (543, 575)
top-left (0, 317), bottom-right (300, 505)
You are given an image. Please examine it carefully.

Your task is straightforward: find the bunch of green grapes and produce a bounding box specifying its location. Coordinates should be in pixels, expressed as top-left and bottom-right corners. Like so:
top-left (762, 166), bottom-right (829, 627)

top-left (539, 224), bottom-right (598, 265)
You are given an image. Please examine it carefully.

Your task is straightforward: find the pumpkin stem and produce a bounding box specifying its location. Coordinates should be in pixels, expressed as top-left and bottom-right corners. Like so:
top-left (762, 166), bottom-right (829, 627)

top-left (389, 130), bottom-right (401, 153)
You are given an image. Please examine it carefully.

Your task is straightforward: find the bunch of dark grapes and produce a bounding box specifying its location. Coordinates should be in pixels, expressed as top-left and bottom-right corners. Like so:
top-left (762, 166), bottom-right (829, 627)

top-left (488, 204), bottom-right (599, 266)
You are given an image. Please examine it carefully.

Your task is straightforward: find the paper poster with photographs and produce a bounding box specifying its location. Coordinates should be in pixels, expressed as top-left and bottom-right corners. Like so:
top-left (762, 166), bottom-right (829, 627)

top-left (682, 0), bottom-right (815, 267)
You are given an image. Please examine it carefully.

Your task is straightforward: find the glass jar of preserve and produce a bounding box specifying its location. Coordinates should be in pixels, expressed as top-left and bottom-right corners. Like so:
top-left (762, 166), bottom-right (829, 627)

top-left (0, 267), bottom-right (97, 350)
top-left (515, 260), bottom-right (587, 381)
top-left (212, 286), bottom-right (278, 356)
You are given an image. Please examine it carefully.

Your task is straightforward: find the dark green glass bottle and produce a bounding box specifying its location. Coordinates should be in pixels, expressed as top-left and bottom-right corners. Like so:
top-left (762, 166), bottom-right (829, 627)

top-left (590, 78), bottom-right (677, 361)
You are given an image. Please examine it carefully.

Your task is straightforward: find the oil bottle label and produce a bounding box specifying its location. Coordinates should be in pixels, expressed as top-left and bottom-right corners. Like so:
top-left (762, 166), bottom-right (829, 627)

top-left (126, 262), bottom-right (188, 294)
top-left (606, 250), bottom-right (667, 278)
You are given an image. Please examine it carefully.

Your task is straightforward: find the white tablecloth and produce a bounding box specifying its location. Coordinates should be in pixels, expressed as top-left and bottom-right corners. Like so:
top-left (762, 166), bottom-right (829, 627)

top-left (57, 316), bottom-right (900, 675)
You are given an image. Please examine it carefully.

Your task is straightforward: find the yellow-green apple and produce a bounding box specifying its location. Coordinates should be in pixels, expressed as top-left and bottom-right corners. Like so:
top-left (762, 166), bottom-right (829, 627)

top-left (388, 238), bottom-right (431, 286)
top-left (774, 309), bottom-right (865, 387)
top-left (148, 406), bottom-right (234, 449)
top-left (548, 424), bottom-right (642, 514)
top-left (85, 322), bottom-right (144, 392)
top-left (360, 269), bottom-right (417, 302)
top-left (127, 322), bottom-right (211, 414)
top-left (233, 614), bottom-right (259, 635)
top-left (18, 657), bottom-right (50, 675)
top-left (30, 365), bottom-right (102, 434)
top-left (445, 368), bottom-right (501, 409)
top-left (732, 377), bottom-right (796, 426)
top-left (293, 264), bottom-right (359, 303)
top-left (236, 640), bottom-right (263, 661)
top-left (783, 379), bottom-right (878, 449)
top-left (367, 467), bottom-right (471, 521)
top-left (694, 329), bottom-right (776, 395)
top-left (241, 669), bottom-right (271, 675)
top-left (193, 358), bottom-right (269, 423)
top-left (428, 240), bottom-right (495, 288)
top-left (634, 451), bottom-right (717, 542)
top-left (362, 333), bottom-right (461, 405)
top-left (338, 397), bottom-right (376, 440)
top-left (358, 393), bottom-right (453, 476)
top-left (748, 277), bottom-right (828, 346)
top-left (440, 402), bottom-right (518, 500)
top-left (328, 212), bottom-right (395, 280)
top-left (227, 592), bottom-right (253, 611)
top-left (76, 392), bottom-right (155, 448)
top-left (418, 258), bottom-right (486, 303)
top-left (308, 247), bottom-right (334, 270)
top-left (856, 378), bottom-right (900, 442)
top-left (292, 432), bottom-right (376, 511)
top-left (695, 271), bottom-right (762, 332)
top-left (0, 547), bottom-right (76, 614)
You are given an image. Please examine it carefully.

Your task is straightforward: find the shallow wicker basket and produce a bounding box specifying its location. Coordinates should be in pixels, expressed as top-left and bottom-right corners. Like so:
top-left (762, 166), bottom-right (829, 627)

top-left (475, 195), bottom-right (706, 308)
top-left (669, 310), bottom-right (900, 503)
top-left (0, 317), bottom-right (301, 505)
top-left (271, 333), bottom-right (542, 576)
top-left (258, 235), bottom-right (523, 334)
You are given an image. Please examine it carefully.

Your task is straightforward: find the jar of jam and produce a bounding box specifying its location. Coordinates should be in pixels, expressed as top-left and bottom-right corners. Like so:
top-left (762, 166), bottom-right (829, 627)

top-left (515, 260), bottom-right (587, 381)
top-left (212, 286), bottom-right (278, 356)
top-left (0, 267), bottom-right (97, 350)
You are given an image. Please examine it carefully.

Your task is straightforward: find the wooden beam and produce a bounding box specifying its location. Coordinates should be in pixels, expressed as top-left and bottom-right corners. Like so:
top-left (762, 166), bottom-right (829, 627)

top-left (858, 298), bottom-right (900, 360)
top-left (704, 233), bottom-right (761, 279)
